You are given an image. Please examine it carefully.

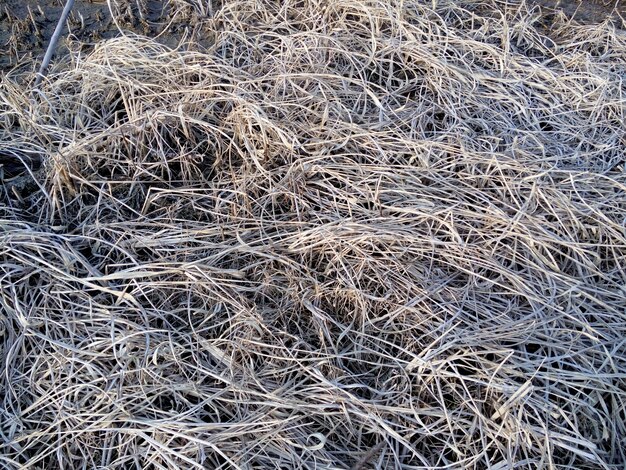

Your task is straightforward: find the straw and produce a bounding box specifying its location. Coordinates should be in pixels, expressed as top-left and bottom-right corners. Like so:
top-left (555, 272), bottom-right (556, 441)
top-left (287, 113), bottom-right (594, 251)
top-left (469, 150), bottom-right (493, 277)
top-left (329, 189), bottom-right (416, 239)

top-left (1, 0), bottom-right (625, 468)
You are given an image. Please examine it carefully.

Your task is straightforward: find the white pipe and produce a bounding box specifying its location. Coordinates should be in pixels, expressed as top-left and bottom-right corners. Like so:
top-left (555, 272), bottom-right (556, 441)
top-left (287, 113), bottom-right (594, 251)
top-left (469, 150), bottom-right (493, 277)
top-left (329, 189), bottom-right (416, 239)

top-left (34, 0), bottom-right (76, 87)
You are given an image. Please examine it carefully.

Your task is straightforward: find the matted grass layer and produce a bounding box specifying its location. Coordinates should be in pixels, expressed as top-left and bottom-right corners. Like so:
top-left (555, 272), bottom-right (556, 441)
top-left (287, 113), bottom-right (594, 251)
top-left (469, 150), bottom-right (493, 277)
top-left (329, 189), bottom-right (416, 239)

top-left (1, 1), bottom-right (625, 468)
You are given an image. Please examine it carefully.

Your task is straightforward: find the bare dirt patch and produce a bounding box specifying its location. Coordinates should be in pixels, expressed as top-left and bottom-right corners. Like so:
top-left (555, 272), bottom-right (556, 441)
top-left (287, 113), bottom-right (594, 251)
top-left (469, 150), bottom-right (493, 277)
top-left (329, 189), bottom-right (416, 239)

top-left (531, 0), bottom-right (626, 24)
top-left (0, 0), bottom-right (212, 72)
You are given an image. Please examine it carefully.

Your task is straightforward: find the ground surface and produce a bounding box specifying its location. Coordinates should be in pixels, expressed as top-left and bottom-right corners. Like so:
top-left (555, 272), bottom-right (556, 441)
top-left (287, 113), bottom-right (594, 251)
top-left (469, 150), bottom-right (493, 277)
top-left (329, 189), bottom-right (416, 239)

top-left (533, 0), bottom-right (626, 23)
top-left (1, 0), bottom-right (625, 468)
top-left (1, 0), bottom-right (625, 73)
top-left (0, 0), bottom-right (210, 72)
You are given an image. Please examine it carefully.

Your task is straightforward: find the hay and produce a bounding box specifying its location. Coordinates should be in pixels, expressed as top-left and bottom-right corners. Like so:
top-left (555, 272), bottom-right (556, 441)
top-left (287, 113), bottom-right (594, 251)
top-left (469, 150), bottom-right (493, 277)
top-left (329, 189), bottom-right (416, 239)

top-left (1, 0), bottom-right (625, 468)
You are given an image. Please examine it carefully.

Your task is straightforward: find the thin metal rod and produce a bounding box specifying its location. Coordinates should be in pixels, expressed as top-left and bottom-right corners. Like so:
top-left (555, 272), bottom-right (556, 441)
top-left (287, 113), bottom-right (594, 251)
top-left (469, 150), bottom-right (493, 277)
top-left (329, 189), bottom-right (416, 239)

top-left (34, 0), bottom-right (75, 87)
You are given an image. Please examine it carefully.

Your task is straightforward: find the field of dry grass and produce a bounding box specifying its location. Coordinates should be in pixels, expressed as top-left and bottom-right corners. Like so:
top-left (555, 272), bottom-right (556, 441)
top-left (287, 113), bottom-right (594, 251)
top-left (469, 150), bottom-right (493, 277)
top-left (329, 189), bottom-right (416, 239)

top-left (1, 0), bottom-right (626, 468)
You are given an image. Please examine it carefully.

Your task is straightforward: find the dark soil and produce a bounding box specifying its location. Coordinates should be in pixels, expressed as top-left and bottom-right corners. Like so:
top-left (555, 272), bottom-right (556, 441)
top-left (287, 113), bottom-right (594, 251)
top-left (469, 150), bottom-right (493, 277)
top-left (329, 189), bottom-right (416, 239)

top-left (531, 0), bottom-right (626, 25)
top-left (1, 0), bottom-right (625, 75)
top-left (0, 0), bottom-right (212, 73)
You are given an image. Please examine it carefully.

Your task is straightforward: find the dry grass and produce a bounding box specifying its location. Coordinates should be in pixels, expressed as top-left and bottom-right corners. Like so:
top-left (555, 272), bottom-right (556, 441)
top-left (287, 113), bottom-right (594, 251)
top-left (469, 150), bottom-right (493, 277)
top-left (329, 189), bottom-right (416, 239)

top-left (1, 0), bottom-right (625, 468)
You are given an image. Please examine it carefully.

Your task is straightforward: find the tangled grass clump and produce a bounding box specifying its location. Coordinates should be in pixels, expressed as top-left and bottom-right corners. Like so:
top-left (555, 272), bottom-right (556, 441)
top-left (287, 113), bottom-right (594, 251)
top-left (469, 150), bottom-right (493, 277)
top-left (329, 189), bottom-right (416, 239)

top-left (1, 0), bottom-right (625, 468)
